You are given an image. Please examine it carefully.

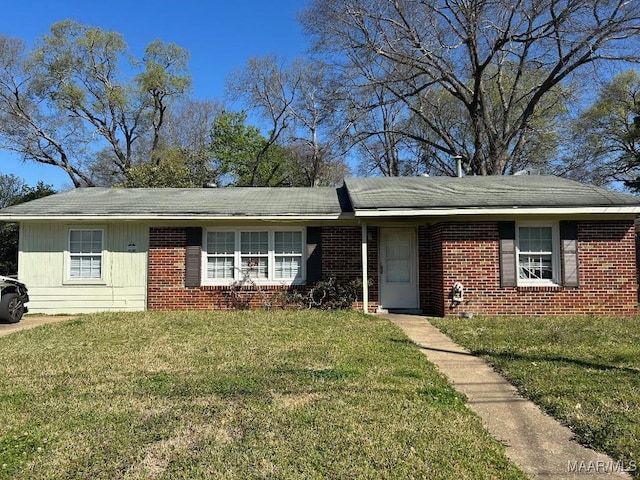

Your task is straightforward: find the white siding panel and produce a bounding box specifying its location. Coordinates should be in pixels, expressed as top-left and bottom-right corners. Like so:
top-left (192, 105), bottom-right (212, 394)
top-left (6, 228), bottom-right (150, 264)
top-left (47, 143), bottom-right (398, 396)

top-left (19, 222), bottom-right (66, 286)
top-left (25, 286), bottom-right (146, 314)
top-left (106, 222), bottom-right (149, 289)
top-left (19, 222), bottom-right (149, 314)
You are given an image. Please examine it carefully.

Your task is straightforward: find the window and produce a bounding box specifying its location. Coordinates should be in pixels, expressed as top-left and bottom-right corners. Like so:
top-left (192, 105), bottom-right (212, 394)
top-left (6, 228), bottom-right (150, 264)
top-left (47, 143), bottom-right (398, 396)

top-left (206, 231), bottom-right (235, 279)
top-left (517, 224), bottom-right (558, 284)
top-left (274, 231), bottom-right (303, 280)
top-left (241, 231), bottom-right (269, 279)
top-left (68, 229), bottom-right (103, 280)
top-left (204, 229), bottom-right (304, 284)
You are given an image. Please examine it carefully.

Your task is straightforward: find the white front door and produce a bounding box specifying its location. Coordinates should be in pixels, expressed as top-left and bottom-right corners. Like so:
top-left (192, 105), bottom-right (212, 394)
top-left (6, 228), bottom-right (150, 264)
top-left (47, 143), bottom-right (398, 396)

top-left (379, 228), bottom-right (418, 309)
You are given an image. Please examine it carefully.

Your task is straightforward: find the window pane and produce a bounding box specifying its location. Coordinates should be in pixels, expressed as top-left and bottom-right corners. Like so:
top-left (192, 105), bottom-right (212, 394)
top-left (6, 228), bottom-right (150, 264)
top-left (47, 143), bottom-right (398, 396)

top-left (70, 256), bottom-right (102, 279)
top-left (240, 257), bottom-right (268, 279)
top-left (275, 231), bottom-right (302, 254)
top-left (70, 257), bottom-right (80, 278)
top-left (70, 231), bottom-right (81, 253)
top-left (93, 257), bottom-right (102, 278)
top-left (519, 228), bottom-right (530, 252)
top-left (275, 256), bottom-right (301, 279)
top-left (519, 226), bottom-right (552, 253)
top-left (69, 230), bottom-right (103, 279)
top-left (519, 254), bottom-right (553, 280)
top-left (387, 258), bottom-right (410, 282)
top-left (70, 230), bottom-right (102, 254)
top-left (207, 257), bottom-right (234, 279)
top-left (385, 240), bottom-right (411, 283)
top-left (91, 230), bottom-right (102, 249)
top-left (241, 232), bottom-right (268, 254)
top-left (207, 231), bottom-right (235, 254)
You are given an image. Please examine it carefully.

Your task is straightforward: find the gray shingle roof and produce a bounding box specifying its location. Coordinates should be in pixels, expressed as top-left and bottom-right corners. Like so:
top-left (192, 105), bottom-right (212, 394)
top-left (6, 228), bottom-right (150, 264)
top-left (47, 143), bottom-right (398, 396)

top-left (344, 175), bottom-right (640, 210)
top-left (0, 176), bottom-right (637, 220)
top-left (0, 186), bottom-right (348, 218)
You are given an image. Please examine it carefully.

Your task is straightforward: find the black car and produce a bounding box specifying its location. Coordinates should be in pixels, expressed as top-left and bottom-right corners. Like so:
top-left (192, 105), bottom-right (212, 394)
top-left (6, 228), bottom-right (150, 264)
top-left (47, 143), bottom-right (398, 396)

top-left (0, 276), bottom-right (29, 323)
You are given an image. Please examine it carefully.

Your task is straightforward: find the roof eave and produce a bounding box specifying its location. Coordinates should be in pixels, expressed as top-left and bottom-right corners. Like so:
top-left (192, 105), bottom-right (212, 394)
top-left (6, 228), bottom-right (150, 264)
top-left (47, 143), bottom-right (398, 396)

top-left (0, 213), bottom-right (353, 222)
top-left (353, 206), bottom-right (640, 217)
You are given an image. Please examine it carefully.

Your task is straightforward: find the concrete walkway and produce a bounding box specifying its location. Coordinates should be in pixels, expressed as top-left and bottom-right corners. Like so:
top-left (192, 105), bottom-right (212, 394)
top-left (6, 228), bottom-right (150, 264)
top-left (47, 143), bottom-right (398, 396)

top-left (384, 314), bottom-right (632, 479)
top-left (0, 315), bottom-right (76, 337)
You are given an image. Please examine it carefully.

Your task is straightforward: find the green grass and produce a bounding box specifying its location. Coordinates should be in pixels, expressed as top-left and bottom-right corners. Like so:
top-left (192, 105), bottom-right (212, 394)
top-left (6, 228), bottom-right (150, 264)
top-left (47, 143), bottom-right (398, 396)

top-left (0, 310), bottom-right (526, 479)
top-left (430, 315), bottom-right (640, 478)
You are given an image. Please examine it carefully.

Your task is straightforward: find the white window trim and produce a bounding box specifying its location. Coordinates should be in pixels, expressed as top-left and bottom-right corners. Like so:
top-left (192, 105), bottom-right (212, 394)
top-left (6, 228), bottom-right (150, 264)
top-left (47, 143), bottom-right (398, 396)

top-left (202, 227), bottom-right (306, 286)
top-left (64, 227), bottom-right (106, 284)
top-left (516, 221), bottom-right (559, 286)
top-left (240, 230), bottom-right (270, 280)
top-left (204, 230), bottom-right (236, 281)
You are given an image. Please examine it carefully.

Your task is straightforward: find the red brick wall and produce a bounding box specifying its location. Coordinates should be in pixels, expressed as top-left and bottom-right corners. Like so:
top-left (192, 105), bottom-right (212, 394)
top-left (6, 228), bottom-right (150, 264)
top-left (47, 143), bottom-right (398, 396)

top-left (321, 226), bottom-right (378, 312)
top-left (147, 228), bottom-right (186, 309)
top-left (148, 226), bottom-right (378, 312)
top-left (321, 226), bottom-right (362, 279)
top-left (148, 227), bottom-right (308, 310)
top-left (147, 221), bottom-right (637, 316)
top-left (419, 225), bottom-right (444, 316)
top-left (429, 220), bottom-right (638, 316)
top-left (366, 227), bottom-right (379, 312)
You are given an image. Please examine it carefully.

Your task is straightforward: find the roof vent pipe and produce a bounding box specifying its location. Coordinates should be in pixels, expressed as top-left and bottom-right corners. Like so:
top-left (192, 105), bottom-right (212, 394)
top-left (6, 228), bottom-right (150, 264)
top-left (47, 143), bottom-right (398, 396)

top-left (454, 155), bottom-right (463, 178)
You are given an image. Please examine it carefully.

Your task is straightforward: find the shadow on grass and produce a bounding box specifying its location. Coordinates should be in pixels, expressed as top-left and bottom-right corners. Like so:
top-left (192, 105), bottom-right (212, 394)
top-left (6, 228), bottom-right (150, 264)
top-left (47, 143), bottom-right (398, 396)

top-left (472, 349), bottom-right (640, 375)
top-left (390, 337), bottom-right (639, 375)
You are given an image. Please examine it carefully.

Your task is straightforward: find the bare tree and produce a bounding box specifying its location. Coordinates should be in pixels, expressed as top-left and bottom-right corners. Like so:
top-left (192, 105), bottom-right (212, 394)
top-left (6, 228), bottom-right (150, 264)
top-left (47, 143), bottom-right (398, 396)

top-left (0, 35), bottom-right (93, 186)
top-left (226, 56), bottom-right (296, 186)
top-left (301, 0), bottom-right (640, 176)
top-left (226, 56), bottom-right (350, 186)
top-left (284, 59), bottom-right (352, 185)
top-left (117, 98), bottom-right (225, 187)
top-left (344, 80), bottom-right (411, 176)
top-left (161, 98), bottom-right (224, 155)
top-left (0, 21), bottom-right (190, 187)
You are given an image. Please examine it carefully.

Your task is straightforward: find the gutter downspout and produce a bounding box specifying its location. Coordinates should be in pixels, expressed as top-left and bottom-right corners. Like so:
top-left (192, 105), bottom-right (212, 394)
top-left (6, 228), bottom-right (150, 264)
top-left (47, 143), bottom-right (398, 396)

top-left (361, 223), bottom-right (369, 313)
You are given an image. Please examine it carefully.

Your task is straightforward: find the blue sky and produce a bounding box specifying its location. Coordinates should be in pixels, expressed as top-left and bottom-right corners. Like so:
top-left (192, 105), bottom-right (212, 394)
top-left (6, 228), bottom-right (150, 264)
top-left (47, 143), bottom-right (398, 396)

top-left (1, 0), bottom-right (311, 190)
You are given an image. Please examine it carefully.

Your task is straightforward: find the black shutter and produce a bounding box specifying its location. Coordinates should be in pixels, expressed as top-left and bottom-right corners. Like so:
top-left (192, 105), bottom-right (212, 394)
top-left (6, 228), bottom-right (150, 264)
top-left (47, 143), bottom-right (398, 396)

top-left (498, 222), bottom-right (517, 287)
top-left (560, 221), bottom-right (579, 287)
top-left (185, 227), bottom-right (202, 287)
top-left (306, 226), bottom-right (322, 284)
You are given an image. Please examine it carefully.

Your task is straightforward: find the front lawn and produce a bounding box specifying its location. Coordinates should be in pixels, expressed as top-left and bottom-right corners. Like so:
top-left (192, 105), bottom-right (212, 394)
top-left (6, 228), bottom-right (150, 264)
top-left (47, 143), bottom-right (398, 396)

top-left (430, 315), bottom-right (640, 478)
top-left (0, 311), bottom-right (526, 479)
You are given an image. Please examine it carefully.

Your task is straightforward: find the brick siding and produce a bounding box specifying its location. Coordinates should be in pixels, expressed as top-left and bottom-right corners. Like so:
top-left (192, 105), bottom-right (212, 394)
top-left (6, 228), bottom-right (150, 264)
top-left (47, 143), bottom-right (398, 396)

top-left (321, 226), bottom-right (378, 312)
top-left (148, 226), bottom-right (379, 312)
top-left (427, 220), bottom-right (638, 316)
top-left (147, 221), bottom-right (637, 316)
top-left (148, 227), bottom-right (313, 310)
